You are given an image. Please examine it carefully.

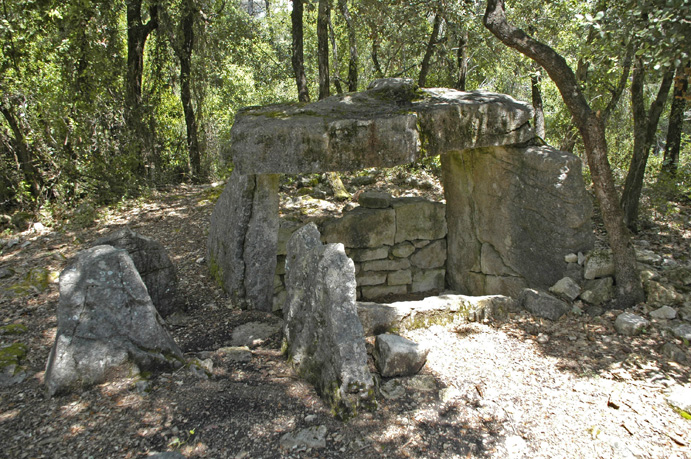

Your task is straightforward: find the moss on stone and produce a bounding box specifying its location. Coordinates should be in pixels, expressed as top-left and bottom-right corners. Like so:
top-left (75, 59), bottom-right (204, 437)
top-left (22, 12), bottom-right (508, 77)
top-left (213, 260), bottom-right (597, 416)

top-left (0, 342), bottom-right (28, 371)
top-left (6, 267), bottom-right (58, 297)
top-left (208, 255), bottom-right (224, 288)
top-left (0, 323), bottom-right (28, 335)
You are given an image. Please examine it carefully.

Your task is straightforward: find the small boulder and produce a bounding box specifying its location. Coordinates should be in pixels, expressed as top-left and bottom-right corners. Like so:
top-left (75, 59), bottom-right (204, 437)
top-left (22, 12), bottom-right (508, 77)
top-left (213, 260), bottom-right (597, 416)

top-left (519, 289), bottom-right (570, 321)
top-left (614, 312), bottom-right (650, 336)
top-left (584, 250), bottom-right (614, 279)
top-left (93, 227), bottom-right (178, 317)
top-left (580, 277), bottom-right (614, 305)
top-left (649, 306), bottom-right (677, 320)
top-left (667, 386), bottom-right (691, 415)
top-left (358, 191), bottom-right (392, 209)
top-left (373, 334), bottom-right (429, 377)
top-left (45, 245), bottom-right (184, 396)
top-left (279, 425), bottom-right (327, 450)
top-left (549, 277), bottom-right (581, 301)
top-left (645, 280), bottom-right (684, 307)
top-left (672, 324), bottom-right (691, 341)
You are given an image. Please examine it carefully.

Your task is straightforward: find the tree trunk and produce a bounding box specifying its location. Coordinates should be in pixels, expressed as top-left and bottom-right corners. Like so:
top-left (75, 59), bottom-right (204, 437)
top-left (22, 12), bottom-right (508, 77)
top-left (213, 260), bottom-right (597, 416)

top-left (371, 34), bottom-right (383, 79)
top-left (328, 13), bottom-right (342, 94)
top-left (661, 62), bottom-right (689, 176)
top-left (125, 0), bottom-right (159, 171)
top-left (418, 12), bottom-right (443, 88)
top-left (484, 0), bottom-right (644, 308)
top-left (531, 70), bottom-right (545, 139)
top-left (178, 0), bottom-right (201, 181)
top-left (0, 102), bottom-right (41, 199)
top-left (620, 59), bottom-right (674, 232)
top-left (455, 28), bottom-right (468, 91)
top-left (317, 0), bottom-right (330, 100)
top-left (291, 0), bottom-right (310, 102)
top-left (338, 0), bottom-right (358, 92)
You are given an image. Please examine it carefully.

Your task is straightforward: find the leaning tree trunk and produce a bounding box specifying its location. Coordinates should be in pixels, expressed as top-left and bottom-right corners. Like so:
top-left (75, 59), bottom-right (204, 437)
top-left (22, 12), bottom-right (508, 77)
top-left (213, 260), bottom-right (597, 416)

top-left (317, 0), bottom-right (330, 100)
top-left (291, 0), bottom-right (310, 102)
top-left (484, 0), bottom-right (644, 308)
top-left (178, 0), bottom-right (201, 180)
top-left (0, 102), bottom-right (41, 199)
top-left (455, 28), bottom-right (469, 91)
top-left (661, 61), bottom-right (689, 177)
top-left (125, 0), bottom-right (159, 173)
top-left (531, 70), bottom-right (545, 139)
top-left (620, 59), bottom-right (674, 232)
top-left (338, 0), bottom-right (358, 92)
top-left (418, 12), bottom-right (443, 88)
top-left (371, 33), bottom-right (384, 79)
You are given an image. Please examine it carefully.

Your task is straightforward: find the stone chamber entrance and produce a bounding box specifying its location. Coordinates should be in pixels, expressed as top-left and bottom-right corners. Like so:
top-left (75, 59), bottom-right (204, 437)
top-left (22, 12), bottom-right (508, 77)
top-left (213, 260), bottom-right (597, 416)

top-left (207, 78), bottom-right (595, 312)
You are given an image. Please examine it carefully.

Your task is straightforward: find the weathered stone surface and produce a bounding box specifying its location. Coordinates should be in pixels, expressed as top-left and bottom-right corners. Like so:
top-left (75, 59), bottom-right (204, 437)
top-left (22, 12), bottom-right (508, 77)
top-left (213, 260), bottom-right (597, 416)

top-left (387, 270), bottom-right (412, 286)
top-left (280, 426), bottom-right (328, 450)
top-left (361, 284), bottom-right (407, 300)
top-left (584, 250), bottom-right (615, 280)
top-left (362, 258), bottom-right (410, 272)
top-left (322, 207), bottom-right (395, 248)
top-left (93, 227), bottom-right (178, 317)
top-left (443, 145), bottom-right (594, 296)
top-left (207, 172), bottom-right (279, 311)
top-left (392, 198), bottom-right (447, 243)
top-left (277, 220), bottom-right (303, 256)
top-left (348, 247), bottom-right (389, 262)
top-left (411, 269), bottom-right (445, 293)
top-left (231, 321), bottom-right (282, 347)
top-left (614, 312), bottom-right (650, 336)
top-left (549, 277), bottom-right (581, 301)
top-left (231, 79), bottom-right (533, 175)
top-left (373, 334), bottom-right (429, 377)
top-left (45, 246), bottom-right (183, 396)
top-left (391, 242), bottom-right (415, 258)
top-left (410, 239), bottom-right (447, 269)
top-left (357, 293), bottom-right (517, 335)
top-left (519, 289), bottom-right (570, 321)
top-left (356, 271), bottom-right (387, 286)
top-left (667, 386), bottom-right (691, 414)
top-left (358, 191), bottom-right (392, 209)
top-left (283, 223), bottom-right (375, 419)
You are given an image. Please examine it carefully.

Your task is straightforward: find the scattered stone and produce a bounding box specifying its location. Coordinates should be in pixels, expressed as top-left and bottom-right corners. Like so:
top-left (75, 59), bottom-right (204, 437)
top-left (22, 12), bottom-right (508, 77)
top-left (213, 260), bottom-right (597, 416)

top-left (358, 191), bottom-right (392, 209)
top-left (564, 253), bottom-right (579, 263)
top-left (666, 386), bottom-right (691, 415)
top-left (645, 280), bottom-right (684, 306)
top-left (635, 248), bottom-right (662, 265)
top-left (373, 334), bottom-right (429, 377)
top-left (581, 277), bottom-right (615, 305)
top-left (439, 386), bottom-right (462, 403)
top-left (402, 374), bottom-right (437, 392)
top-left (537, 333), bottom-right (550, 344)
top-left (0, 342), bottom-right (28, 387)
top-left (94, 227), bottom-right (179, 318)
top-left (671, 324), bottom-right (691, 341)
top-left (519, 289), bottom-right (570, 321)
top-left (44, 245), bottom-right (184, 396)
top-left (279, 425), bottom-right (327, 450)
top-left (649, 306), bottom-right (677, 320)
top-left (678, 306), bottom-right (691, 323)
top-left (549, 277), bottom-right (581, 301)
top-left (216, 346), bottom-right (252, 362)
top-left (584, 250), bottom-right (615, 280)
top-left (380, 379), bottom-right (406, 399)
top-left (662, 343), bottom-right (687, 364)
top-left (231, 321), bottom-right (282, 348)
top-left (614, 313), bottom-right (650, 336)
top-left (283, 223), bottom-right (375, 420)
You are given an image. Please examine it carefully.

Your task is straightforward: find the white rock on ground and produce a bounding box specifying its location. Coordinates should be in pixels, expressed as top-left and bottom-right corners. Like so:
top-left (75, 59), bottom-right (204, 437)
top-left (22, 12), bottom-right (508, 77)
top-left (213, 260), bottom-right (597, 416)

top-left (373, 334), bottom-right (429, 377)
top-left (649, 306), bottom-right (677, 320)
top-left (614, 313), bottom-right (650, 336)
top-left (549, 277), bottom-right (581, 301)
top-left (666, 386), bottom-right (691, 414)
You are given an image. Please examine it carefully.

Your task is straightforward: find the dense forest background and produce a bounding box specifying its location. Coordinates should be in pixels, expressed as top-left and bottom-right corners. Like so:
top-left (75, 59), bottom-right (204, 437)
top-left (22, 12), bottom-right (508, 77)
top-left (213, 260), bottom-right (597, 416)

top-left (1, 0), bottom-right (689, 225)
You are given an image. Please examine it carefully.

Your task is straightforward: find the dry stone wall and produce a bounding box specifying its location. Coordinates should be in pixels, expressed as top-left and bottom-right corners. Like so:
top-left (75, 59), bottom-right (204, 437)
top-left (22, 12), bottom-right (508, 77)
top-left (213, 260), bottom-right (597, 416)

top-left (273, 193), bottom-right (447, 309)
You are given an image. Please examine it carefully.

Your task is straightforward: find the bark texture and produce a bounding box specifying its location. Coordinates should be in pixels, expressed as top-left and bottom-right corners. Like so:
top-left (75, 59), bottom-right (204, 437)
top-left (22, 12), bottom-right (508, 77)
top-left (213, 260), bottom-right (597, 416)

top-left (418, 13), bottom-right (443, 88)
top-left (661, 62), bottom-right (689, 176)
top-left (291, 0), bottom-right (310, 102)
top-left (317, 0), bottom-right (330, 100)
top-left (483, 0), bottom-right (644, 308)
top-left (338, 0), bottom-right (358, 92)
top-left (178, 0), bottom-right (201, 180)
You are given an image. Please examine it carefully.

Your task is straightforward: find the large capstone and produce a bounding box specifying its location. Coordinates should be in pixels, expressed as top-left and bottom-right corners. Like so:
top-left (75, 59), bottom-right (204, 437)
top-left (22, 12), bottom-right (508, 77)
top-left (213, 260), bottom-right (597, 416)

top-left (283, 223), bottom-right (375, 419)
top-left (45, 245), bottom-right (184, 396)
top-left (442, 145), bottom-right (594, 296)
top-left (207, 171), bottom-right (279, 310)
top-left (93, 227), bottom-right (178, 317)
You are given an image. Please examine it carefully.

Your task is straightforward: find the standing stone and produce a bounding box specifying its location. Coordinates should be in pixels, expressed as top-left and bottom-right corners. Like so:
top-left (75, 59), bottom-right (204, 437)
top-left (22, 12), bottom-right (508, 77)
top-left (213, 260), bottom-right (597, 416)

top-left (45, 246), bottom-right (183, 396)
top-left (93, 227), bottom-right (178, 317)
top-left (283, 223), bottom-right (376, 420)
top-left (207, 171), bottom-right (279, 311)
top-left (373, 334), bottom-right (429, 377)
top-left (443, 145), bottom-right (594, 296)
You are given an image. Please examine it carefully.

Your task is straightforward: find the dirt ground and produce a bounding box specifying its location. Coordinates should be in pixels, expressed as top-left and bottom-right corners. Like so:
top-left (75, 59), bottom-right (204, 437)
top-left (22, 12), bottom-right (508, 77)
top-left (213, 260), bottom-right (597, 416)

top-left (1, 174), bottom-right (690, 458)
